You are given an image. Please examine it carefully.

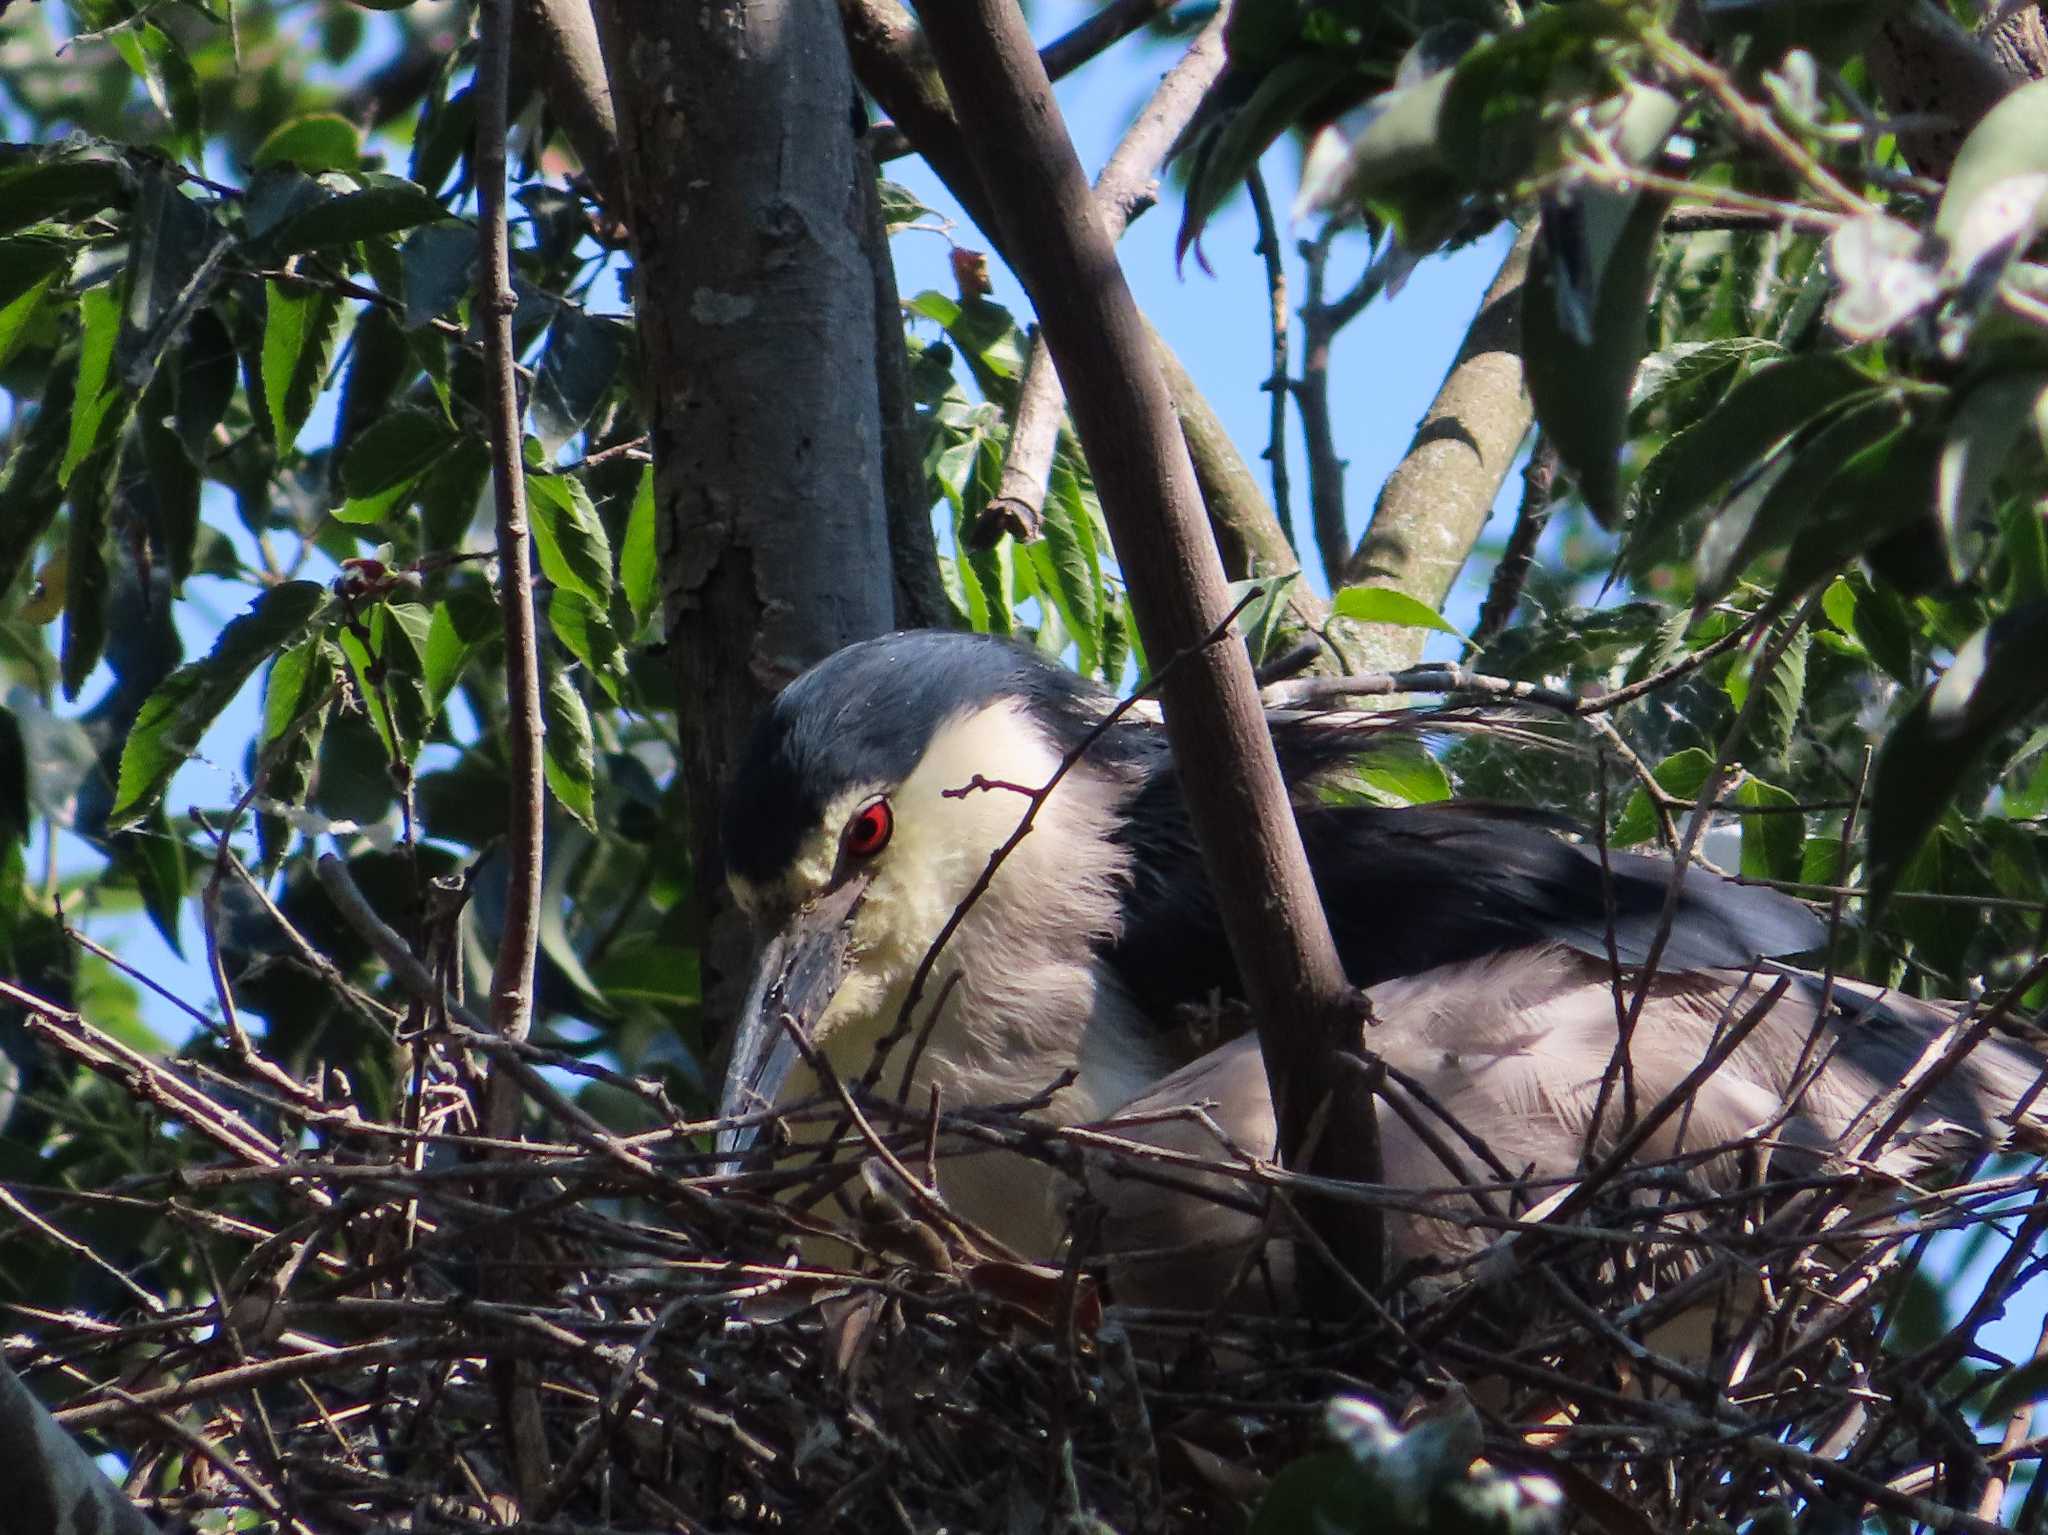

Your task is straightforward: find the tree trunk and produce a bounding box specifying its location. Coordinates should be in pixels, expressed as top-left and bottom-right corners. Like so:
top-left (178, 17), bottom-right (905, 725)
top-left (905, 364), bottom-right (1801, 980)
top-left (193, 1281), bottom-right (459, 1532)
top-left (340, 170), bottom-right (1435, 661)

top-left (593, 0), bottom-right (898, 1015)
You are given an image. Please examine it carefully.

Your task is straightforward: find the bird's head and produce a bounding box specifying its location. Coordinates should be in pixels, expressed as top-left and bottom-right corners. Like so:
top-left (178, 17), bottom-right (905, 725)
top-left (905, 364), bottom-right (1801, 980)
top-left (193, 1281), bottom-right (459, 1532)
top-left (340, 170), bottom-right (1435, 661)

top-left (715, 632), bottom-right (1147, 1155)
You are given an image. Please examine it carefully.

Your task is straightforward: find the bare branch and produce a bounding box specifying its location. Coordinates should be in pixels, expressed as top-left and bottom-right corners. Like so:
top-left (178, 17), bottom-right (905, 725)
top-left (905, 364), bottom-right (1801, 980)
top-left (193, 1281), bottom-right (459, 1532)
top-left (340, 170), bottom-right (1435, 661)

top-left (476, 0), bottom-right (545, 1091)
top-left (988, 3), bottom-right (1227, 544)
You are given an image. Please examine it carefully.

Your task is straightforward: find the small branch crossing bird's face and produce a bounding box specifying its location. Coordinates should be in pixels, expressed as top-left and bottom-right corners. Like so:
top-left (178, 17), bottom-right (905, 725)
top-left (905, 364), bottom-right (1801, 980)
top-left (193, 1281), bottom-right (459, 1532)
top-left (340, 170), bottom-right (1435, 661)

top-left (716, 634), bottom-right (1165, 1227)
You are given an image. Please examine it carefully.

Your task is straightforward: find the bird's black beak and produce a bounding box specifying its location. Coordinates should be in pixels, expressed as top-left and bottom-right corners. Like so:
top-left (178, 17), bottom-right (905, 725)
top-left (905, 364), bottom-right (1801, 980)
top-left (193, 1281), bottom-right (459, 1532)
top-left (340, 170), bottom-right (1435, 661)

top-left (717, 875), bottom-right (870, 1160)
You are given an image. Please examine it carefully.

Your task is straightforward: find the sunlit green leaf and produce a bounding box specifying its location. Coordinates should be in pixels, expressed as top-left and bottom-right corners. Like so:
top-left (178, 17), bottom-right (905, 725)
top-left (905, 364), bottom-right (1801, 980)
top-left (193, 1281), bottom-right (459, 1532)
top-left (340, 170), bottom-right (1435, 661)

top-left (1332, 585), bottom-right (1464, 637)
top-left (620, 464), bottom-right (657, 633)
top-left (110, 582), bottom-right (331, 827)
top-left (526, 467), bottom-right (614, 606)
top-left (261, 278), bottom-right (344, 449)
top-left (252, 114), bottom-right (363, 175)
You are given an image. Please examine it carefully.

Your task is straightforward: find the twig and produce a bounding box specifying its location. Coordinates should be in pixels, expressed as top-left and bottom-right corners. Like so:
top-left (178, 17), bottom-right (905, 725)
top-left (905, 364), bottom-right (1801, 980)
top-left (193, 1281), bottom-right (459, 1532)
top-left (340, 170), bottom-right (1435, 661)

top-left (1244, 166), bottom-right (1295, 556)
top-left (1468, 435), bottom-right (1557, 656)
top-left (1293, 225), bottom-right (1357, 588)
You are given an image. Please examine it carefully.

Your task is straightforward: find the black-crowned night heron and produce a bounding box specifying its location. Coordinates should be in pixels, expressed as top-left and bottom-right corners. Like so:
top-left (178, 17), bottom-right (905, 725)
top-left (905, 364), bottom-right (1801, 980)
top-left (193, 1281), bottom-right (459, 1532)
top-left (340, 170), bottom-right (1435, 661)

top-left (716, 630), bottom-right (2044, 1309)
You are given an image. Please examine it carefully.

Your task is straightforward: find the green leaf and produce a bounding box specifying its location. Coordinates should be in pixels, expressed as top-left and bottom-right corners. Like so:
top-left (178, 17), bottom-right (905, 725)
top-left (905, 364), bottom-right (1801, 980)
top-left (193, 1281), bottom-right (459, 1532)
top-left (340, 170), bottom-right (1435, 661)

top-left (0, 345), bottom-right (77, 597)
top-left (138, 384), bottom-right (199, 594)
top-left (877, 179), bottom-right (936, 232)
top-left (263, 635), bottom-right (341, 749)
top-left (525, 468), bottom-right (614, 605)
top-left (592, 937), bottom-right (701, 1007)
top-left (110, 22), bottom-right (203, 163)
top-left (418, 437), bottom-right (493, 552)
top-left (173, 306), bottom-right (237, 464)
top-left (0, 708), bottom-right (28, 851)
top-left (1694, 391), bottom-right (1908, 605)
top-left (266, 173), bottom-right (454, 255)
top-left (0, 145), bottom-right (130, 238)
top-left (1332, 584), bottom-right (1464, 637)
top-left (61, 284), bottom-right (124, 488)
top-left (0, 239), bottom-right (67, 368)
top-left (1296, 69), bottom-right (1453, 214)
top-left (111, 806), bottom-right (188, 957)
top-left (1735, 624), bottom-right (1808, 765)
top-left (1866, 601), bottom-right (2048, 911)
top-left (1351, 742), bottom-right (1453, 807)
top-left (261, 279), bottom-right (344, 449)
top-left (549, 589), bottom-right (626, 701)
top-left (61, 411), bottom-right (129, 699)
top-left (252, 114), bottom-right (363, 174)
top-left (109, 582), bottom-right (331, 827)
top-left (1612, 748), bottom-right (1714, 848)
top-left (1935, 370), bottom-right (2048, 584)
top-left (424, 582), bottom-right (499, 712)
top-left (531, 305), bottom-right (625, 452)
top-left (1629, 337), bottom-right (1781, 439)
top-left (1438, 9), bottom-right (1641, 190)
top-left (117, 169), bottom-right (231, 393)
top-left (1629, 353), bottom-right (1873, 565)
top-left (336, 604), bottom-right (428, 766)
top-left (399, 221), bottom-right (474, 330)
top-left (1982, 1350), bottom-right (2048, 1422)
top-left (1821, 572), bottom-right (1915, 686)
top-left (620, 464), bottom-right (657, 632)
top-left (1032, 456), bottom-right (1104, 675)
top-left (1177, 51), bottom-right (1359, 267)
top-left (1525, 187), bottom-right (1672, 528)
top-left (340, 407), bottom-right (458, 499)
top-left (1774, 421), bottom-right (1943, 603)
top-left (542, 670), bottom-right (597, 831)
top-left (1736, 777), bottom-right (1802, 883)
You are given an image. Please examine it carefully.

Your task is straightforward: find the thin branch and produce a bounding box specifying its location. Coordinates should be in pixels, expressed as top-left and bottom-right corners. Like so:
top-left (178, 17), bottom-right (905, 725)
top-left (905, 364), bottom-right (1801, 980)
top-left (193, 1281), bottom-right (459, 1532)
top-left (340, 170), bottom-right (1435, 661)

top-left (1467, 434), bottom-right (1557, 656)
top-left (984, 3), bottom-right (1227, 544)
top-left (1293, 224), bottom-right (1354, 589)
top-left (476, 0), bottom-right (546, 1089)
top-left (1039, 0), bottom-right (1174, 81)
top-left (1244, 166), bottom-right (1295, 556)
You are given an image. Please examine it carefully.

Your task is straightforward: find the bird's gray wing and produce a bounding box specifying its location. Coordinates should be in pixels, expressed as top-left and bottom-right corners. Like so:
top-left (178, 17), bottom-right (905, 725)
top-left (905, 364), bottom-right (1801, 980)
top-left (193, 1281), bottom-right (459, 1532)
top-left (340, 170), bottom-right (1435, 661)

top-left (1089, 950), bottom-right (2044, 1311)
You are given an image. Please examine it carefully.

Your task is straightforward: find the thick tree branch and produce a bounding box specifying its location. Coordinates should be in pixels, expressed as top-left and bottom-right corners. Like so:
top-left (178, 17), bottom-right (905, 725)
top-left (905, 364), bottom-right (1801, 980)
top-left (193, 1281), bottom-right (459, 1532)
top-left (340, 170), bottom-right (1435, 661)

top-left (1340, 226), bottom-right (1536, 671)
top-left (1866, 0), bottom-right (2045, 177)
top-left (596, 0), bottom-right (897, 1021)
top-left (917, 0), bottom-right (1376, 1290)
top-left (514, 0), bottom-right (622, 209)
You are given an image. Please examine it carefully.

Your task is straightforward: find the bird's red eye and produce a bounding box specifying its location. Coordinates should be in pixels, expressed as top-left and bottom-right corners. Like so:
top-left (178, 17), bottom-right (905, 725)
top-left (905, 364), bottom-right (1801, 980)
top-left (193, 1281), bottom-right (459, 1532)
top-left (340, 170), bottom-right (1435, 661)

top-left (844, 798), bottom-right (893, 858)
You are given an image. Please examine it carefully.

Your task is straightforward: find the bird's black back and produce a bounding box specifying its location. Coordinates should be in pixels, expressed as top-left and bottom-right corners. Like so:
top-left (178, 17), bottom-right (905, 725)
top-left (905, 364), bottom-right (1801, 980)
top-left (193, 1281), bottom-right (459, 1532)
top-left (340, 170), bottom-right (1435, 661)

top-left (1106, 722), bottom-right (1825, 1026)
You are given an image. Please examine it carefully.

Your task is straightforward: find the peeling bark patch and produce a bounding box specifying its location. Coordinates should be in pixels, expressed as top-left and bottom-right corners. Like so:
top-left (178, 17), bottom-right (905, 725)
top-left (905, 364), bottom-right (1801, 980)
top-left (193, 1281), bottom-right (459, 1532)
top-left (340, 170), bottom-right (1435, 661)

top-left (690, 288), bottom-right (756, 324)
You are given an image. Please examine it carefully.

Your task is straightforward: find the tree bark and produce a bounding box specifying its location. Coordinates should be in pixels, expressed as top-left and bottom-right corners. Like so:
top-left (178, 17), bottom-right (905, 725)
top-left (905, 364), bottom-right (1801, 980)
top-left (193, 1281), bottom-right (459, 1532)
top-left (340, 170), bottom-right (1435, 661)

top-left (593, 0), bottom-right (897, 1014)
top-left (1339, 227), bottom-right (1535, 672)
